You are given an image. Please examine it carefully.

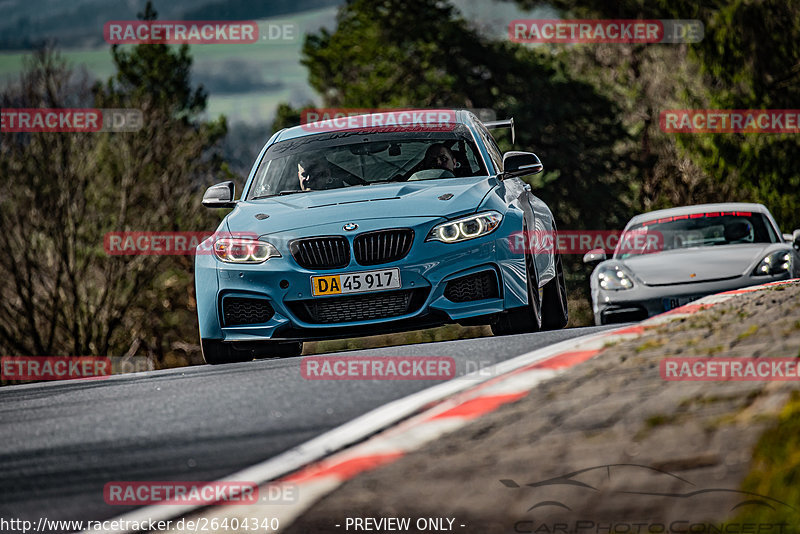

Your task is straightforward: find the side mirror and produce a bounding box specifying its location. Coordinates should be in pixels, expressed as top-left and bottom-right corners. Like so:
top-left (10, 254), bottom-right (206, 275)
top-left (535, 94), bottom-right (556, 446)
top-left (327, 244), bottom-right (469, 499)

top-left (202, 181), bottom-right (236, 208)
top-left (583, 248), bottom-right (606, 264)
top-left (501, 151), bottom-right (543, 179)
top-left (793, 229), bottom-right (800, 251)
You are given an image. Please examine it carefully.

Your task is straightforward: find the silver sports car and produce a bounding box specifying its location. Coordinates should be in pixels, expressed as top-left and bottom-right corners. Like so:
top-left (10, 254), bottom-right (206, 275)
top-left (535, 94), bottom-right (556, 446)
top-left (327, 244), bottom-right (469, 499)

top-left (584, 203), bottom-right (800, 325)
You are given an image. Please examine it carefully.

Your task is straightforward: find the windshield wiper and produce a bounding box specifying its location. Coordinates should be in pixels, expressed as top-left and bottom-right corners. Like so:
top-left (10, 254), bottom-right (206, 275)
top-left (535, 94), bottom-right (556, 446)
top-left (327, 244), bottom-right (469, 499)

top-left (277, 190), bottom-right (307, 195)
top-left (251, 190), bottom-right (308, 200)
top-left (366, 178), bottom-right (407, 185)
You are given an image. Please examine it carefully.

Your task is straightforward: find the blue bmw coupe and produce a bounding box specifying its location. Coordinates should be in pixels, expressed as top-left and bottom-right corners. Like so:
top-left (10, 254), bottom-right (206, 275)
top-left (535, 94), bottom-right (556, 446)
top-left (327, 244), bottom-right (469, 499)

top-left (195, 110), bottom-right (568, 364)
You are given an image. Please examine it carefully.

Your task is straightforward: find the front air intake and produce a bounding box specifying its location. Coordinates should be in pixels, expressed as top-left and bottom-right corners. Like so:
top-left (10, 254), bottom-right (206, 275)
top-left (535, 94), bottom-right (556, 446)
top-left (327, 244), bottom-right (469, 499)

top-left (290, 236), bottom-right (350, 270)
top-left (353, 229), bottom-right (414, 266)
top-left (222, 297), bottom-right (275, 326)
top-left (444, 271), bottom-right (499, 302)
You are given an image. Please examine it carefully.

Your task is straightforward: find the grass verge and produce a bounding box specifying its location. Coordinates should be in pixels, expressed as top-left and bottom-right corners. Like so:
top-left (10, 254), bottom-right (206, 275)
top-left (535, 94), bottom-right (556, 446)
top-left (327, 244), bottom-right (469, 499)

top-left (731, 391), bottom-right (800, 527)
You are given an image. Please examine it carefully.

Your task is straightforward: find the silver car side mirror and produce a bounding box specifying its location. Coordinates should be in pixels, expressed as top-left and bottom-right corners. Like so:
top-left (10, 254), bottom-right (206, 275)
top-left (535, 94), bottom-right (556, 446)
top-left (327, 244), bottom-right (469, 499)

top-left (202, 181), bottom-right (236, 209)
top-left (583, 248), bottom-right (606, 264)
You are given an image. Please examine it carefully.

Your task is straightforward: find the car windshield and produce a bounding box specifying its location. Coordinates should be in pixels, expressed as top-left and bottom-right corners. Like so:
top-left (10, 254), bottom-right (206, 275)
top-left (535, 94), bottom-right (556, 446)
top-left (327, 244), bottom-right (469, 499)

top-left (615, 211), bottom-right (779, 258)
top-left (247, 125), bottom-right (487, 199)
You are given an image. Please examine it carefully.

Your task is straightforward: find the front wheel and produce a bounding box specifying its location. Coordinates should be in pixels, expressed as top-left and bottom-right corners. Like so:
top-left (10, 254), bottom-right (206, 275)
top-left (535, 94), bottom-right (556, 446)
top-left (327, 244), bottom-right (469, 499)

top-left (541, 252), bottom-right (569, 330)
top-left (202, 339), bottom-right (303, 365)
top-left (491, 247), bottom-right (542, 336)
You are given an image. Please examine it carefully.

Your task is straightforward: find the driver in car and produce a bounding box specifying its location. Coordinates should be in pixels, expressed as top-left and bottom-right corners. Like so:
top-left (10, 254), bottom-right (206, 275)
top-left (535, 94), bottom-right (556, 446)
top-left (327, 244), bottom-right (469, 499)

top-left (297, 155), bottom-right (338, 191)
top-left (725, 220), bottom-right (754, 243)
top-left (422, 143), bottom-right (456, 173)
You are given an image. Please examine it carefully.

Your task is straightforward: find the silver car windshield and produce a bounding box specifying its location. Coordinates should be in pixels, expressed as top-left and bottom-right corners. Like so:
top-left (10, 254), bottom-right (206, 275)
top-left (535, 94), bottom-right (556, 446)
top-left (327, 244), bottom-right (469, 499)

top-left (247, 127), bottom-right (487, 199)
top-left (616, 211), bottom-right (779, 258)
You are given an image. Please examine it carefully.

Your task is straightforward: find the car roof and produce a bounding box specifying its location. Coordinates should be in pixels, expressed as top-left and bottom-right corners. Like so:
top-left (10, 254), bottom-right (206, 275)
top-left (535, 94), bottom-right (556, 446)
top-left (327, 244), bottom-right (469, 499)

top-left (627, 202), bottom-right (770, 227)
top-left (272, 109), bottom-right (473, 142)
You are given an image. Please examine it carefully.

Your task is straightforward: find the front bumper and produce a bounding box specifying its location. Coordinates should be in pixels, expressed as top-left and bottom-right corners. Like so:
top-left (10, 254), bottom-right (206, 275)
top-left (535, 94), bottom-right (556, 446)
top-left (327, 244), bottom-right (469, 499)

top-left (592, 272), bottom-right (793, 325)
top-left (195, 214), bottom-right (528, 341)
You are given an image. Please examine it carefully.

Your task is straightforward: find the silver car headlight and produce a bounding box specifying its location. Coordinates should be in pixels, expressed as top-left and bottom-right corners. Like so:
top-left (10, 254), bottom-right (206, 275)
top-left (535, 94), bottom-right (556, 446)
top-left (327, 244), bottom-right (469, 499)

top-left (597, 265), bottom-right (634, 290)
top-left (426, 211), bottom-right (502, 243)
top-left (753, 250), bottom-right (791, 276)
top-left (214, 237), bottom-right (281, 264)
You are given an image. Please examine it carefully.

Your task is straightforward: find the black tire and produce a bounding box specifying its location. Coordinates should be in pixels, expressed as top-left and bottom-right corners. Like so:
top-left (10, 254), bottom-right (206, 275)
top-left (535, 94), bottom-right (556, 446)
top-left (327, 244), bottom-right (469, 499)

top-left (491, 245), bottom-right (542, 336)
top-left (541, 252), bottom-right (569, 330)
top-left (202, 339), bottom-right (303, 365)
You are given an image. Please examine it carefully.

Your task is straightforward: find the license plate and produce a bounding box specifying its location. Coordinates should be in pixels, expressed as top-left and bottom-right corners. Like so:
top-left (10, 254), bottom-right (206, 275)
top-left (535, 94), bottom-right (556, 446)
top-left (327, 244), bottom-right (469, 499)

top-left (311, 268), bottom-right (401, 296)
top-left (662, 295), bottom-right (702, 311)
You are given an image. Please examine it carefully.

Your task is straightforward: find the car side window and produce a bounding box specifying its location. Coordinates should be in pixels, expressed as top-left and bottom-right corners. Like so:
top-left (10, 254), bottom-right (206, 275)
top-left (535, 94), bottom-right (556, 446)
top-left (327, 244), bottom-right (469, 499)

top-left (474, 121), bottom-right (503, 173)
top-left (250, 155), bottom-right (296, 198)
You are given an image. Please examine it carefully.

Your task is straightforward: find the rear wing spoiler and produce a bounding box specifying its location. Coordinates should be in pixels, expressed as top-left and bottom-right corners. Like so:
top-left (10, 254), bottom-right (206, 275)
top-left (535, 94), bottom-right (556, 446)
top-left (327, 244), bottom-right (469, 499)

top-left (483, 118), bottom-right (515, 145)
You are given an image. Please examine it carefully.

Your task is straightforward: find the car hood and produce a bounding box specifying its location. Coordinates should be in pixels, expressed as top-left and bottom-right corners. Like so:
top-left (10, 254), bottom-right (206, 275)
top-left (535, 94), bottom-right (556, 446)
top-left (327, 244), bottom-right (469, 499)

top-left (617, 244), bottom-right (777, 285)
top-left (226, 176), bottom-right (495, 234)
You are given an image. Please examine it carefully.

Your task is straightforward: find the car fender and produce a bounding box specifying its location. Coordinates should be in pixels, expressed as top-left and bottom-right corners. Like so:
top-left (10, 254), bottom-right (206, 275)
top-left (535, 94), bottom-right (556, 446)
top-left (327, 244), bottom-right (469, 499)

top-left (194, 220), bottom-right (229, 340)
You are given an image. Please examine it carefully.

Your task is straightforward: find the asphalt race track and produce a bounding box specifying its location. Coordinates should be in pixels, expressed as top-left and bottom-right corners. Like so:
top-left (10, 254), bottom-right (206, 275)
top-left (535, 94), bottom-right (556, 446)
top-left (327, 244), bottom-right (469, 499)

top-left (0, 326), bottom-right (618, 528)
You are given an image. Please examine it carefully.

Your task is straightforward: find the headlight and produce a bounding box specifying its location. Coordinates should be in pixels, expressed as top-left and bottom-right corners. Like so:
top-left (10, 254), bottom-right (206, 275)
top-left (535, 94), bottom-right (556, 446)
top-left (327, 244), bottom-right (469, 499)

top-left (753, 250), bottom-right (792, 276)
top-left (597, 265), bottom-right (634, 290)
top-left (426, 211), bottom-right (502, 243)
top-left (214, 238), bottom-right (281, 264)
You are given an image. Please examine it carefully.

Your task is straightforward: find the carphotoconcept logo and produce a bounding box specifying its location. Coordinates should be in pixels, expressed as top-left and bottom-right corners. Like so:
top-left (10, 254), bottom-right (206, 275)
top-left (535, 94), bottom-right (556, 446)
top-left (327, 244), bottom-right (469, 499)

top-left (661, 109), bottom-right (800, 133)
top-left (504, 464), bottom-right (793, 533)
top-left (509, 19), bottom-right (703, 44)
top-left (103, 20), bottom-right (298, 44)
top-left (301, 356), bottom-right (456, 380)
top-left (1, 109), bottom-right (142, 133)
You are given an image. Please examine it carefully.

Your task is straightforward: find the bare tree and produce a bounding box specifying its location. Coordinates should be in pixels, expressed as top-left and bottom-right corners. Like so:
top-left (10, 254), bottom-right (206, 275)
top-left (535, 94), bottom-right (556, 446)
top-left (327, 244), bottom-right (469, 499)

top-left (0, 41), bottom-right (227, 363)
